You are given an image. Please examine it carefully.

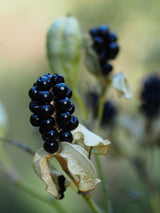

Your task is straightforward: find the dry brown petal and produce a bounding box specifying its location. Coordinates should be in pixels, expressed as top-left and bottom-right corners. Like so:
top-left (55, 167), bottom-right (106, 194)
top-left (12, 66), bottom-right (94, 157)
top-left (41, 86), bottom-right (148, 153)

top-left (112, 72), bottom-right (132, 99)
top-left (57, 142), bottom-right (100, 192)
top-left (72, 124), bottom-right (111, 155)
top-left (33, 149), bottom-right (60, 198)
top-left (33, 142), bottom-right (101, 198)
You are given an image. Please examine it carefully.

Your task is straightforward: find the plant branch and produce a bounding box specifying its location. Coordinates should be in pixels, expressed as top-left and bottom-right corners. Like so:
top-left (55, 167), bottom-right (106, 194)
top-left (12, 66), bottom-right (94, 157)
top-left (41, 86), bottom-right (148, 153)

top-left (83, 194), bottom-right (103, 213)
top-left (0, 136), bottom-right (35, 155)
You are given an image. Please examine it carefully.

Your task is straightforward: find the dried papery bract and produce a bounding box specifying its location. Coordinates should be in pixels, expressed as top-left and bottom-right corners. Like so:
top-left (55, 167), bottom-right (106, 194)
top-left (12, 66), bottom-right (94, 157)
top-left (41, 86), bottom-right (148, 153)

top-left (72, 124), bottom-right (111, 155)
top-left (47, 16), bottom-right (82, 89)
top-left (112, 72), bottom-right (132, 99)
top-left (33, 142), bottom-right (101, 199)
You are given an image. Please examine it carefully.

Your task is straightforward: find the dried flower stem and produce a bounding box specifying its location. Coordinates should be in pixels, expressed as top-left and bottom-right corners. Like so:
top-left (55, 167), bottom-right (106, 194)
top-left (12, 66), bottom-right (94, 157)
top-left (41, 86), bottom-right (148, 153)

top-left (95, 153), bottom-right (112, 213)
top-left (83, 194), bottom-right (103, 213)
top-left (0, 136), bottom-right (35, 155)
top-left (131, 157), bottom-right (160, 213)
top-left (94, 81), bottom-right (112, 213)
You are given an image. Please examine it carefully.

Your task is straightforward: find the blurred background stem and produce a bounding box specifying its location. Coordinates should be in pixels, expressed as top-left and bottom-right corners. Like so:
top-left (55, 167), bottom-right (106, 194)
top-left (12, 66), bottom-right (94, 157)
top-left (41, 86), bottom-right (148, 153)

top-left (73, 90), bottom-right (87, 121)
top-left (84, 195), bottom-right (103, 213)
top-left (94, 80), bottom-right (112, 213)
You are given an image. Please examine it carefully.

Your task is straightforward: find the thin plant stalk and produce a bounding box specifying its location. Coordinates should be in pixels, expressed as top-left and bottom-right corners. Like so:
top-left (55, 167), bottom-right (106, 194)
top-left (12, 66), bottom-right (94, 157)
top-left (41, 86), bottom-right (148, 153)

top-left (95, 154), bottom-right (112, 213)
top-left (0, 138), bottom-right (66, 213)
top-left (83, 194), bottom-right (103, 213)
top-left (94, 81), bottom-right (112, 213)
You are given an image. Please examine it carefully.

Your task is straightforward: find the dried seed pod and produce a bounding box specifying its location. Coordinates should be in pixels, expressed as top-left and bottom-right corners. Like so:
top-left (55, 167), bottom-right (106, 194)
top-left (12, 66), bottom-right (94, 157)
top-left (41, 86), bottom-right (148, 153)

top-left (47, 16), bottom-right (82, 89)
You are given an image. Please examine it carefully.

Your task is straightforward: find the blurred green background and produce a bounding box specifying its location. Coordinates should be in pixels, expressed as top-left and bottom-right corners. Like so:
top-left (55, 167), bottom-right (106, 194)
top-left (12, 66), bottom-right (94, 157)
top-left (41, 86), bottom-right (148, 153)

top-left (0, 0), bottom-right (160, 212)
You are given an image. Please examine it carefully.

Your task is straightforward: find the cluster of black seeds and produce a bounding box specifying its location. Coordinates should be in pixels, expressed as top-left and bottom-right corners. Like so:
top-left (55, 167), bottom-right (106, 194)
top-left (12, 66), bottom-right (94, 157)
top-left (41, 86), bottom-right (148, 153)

top-left (29, 73), bottom-right (79, 153)
top-left (89, 25), bottom-right (120, 76)
top-left (140, 75), bottom-right (160, 118)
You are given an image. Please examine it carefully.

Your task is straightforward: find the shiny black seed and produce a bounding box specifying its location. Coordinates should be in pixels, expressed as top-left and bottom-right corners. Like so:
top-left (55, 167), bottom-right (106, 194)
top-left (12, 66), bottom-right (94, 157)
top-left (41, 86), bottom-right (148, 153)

top-left (108, 43), bottom-right (119, 59)
top-left (99, 52), bottom-right (107, 64)
top-left (39, 117), bottom-right (55, 134)
top-left (51, 74), bottom-right (65, 85)
top-left (42, 128), bottom-right (58, 141)
top-left (66, 88), bottom-right (72, 99)
top-left (43, 141), bottom-right (58, 153)
top-left (38, 105), bottom-right (54, 118)
top-left (93, 36), bottom-right (104, 46)
top-left (102, 63), bottom-right (113, 75)
top-left (67, 116), bottom-right (79, 131)
top-left (58, 175), bottom-right (66, 199)
top-left (55, 97), bottom-right (71, 112)
top-left (36, 91), bottom-right (52, 104)
top-left (57, 112), bottom-right (71, 126)
top-left (98, 25), bottom-right (109, 37)
top-left (68, 102), bottom-right (75, 115)
top-left (29, 101), bottom-right (40, 114)
top-left (44, 73), bottom-right (52, 78)
top-left (59, 130), bottom-right (73, 143)
top-left (101, 101), bottom-right (117, 125)
top-left (30, 114), bottom-right (41, 127)
top-left (89, 27), bottom-right (99, 38)
top-left (37, 76), bottom-right (51, 91)
top-left (109, 32), bottom-right (117, 42)
top-left (29, 86), bottom-right (38, 100)
top-left (53, 83), bottom-right (69, 99)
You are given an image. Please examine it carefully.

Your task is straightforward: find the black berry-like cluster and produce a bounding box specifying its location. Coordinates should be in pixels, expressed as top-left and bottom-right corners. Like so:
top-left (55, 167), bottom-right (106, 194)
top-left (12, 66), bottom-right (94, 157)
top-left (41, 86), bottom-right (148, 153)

top-left (140, 75), bottom-right (160, 118)
top-left (88, 91), bottom-right (117, 125)
top-left (89, 25), bottom-right (120, 76)
top-left (29, 73), bottom-right (79, 153)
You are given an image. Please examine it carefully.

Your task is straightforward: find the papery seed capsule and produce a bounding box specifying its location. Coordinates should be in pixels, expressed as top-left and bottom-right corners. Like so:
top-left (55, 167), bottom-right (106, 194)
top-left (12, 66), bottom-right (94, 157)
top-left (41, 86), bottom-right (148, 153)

top-left (55, 97), bottom-right (71, 112)
top-left (39, 117), bottom-right (55, 134)
top-left (53, 83), bottom-right (69, 99)
top-left (51, 74), bottom-right (65, 85)
top-left (29, 86), bottom-right (38, 100)
top-left (36, 91), bottom-right (52, 104)
top-left (38, 105), bottom-right (54, 118)
top-left (30, 114), bottom-right (41, 127)
top-left (59, 130), bottom-right (73, 143)
top-left (37, 76), bottom-right (51, 91)
top-left (47, 16), bottom-right (82, 89)
top-left (29, 101), bottom-right (40, 114)
top-left (42, 128), bottom-right (58, 141)
top-left (43, 141), bottom-right (58, 153)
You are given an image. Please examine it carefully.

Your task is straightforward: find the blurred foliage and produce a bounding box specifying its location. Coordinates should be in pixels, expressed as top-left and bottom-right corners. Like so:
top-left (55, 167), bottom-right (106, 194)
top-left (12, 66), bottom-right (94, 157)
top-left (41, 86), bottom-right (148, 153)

top-left (0, 0), bottom-right (160, 213)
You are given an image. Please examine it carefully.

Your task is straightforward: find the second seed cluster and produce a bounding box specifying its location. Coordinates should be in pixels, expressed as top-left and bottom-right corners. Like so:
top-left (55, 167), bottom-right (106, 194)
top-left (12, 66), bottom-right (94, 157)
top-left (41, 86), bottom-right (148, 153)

top-left (29, 73), bottom-right (79, 153)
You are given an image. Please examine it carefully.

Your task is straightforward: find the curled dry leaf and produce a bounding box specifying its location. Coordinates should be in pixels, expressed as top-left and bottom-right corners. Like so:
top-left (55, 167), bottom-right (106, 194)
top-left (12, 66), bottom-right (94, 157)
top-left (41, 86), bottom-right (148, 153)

top-left (33, 142), bottom-right (101, 199)
top-left (112, 72), bottom-right (132, 99)
top-left (72, 124), bottom-right (111, 155)
top-left (33, 149), bottom-right (61, 198)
